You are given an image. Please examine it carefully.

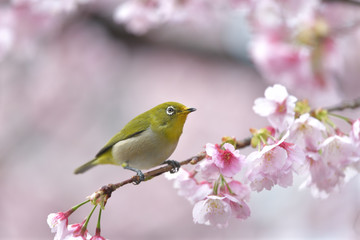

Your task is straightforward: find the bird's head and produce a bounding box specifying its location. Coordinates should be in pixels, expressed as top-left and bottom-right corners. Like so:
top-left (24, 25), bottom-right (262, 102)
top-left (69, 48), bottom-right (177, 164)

top-left (150, 102), bottom-right (196, 142)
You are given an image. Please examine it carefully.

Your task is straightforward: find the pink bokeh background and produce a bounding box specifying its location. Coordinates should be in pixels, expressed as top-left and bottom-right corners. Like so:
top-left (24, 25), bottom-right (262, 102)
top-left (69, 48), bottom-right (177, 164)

top-left (1, 13), bottom-right (360, 240)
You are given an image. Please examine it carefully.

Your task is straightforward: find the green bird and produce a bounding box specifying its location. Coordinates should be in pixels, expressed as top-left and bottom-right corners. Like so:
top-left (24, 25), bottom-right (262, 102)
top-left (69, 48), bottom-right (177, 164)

top-left (74, 102), bottom-right (196, 183)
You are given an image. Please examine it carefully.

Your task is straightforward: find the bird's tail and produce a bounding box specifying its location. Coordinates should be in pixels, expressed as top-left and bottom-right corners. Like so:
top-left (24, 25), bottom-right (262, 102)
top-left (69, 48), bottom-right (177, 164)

top-left (74, 159), bottom-right (98, 174)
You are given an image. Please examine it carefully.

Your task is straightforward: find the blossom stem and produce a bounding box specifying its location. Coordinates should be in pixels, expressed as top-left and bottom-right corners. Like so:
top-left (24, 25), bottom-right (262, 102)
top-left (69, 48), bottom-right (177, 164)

top-left (219, 175), bottom-right (225, 189)
top-left (81, 204), bottom-right (98, 235)
top-left (213, 177), bottom-right (221, 195)
top-left (259, 135), bottom-right (268, 146)
top-left (221, 175), bottom-right (233, 195)
top-left (268, 134), bottom-right (277, 142)
top-left (71, 199), bottom-right (91, 212)
top-left (95, 208), bottom-right (102, 236)
top-left (64, 199), bottom-right (91, 217)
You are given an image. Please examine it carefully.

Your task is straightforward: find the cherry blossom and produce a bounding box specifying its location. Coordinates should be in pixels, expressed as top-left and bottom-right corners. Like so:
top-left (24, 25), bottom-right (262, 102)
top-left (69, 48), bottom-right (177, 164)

top-left (253, 84), bottom-right (297, 132)
top-left (227, 180), bottom-right (251, 201)
top-left (222, 194), bottom-right (250, 220)
top-left (66, 221), bottom-right (92, 240)
top-left (205, 143), bottom-right (245, 177)
top-left (319, 135), bottom-right (358, 167)
top-left (247, 0), bottom-right (347, 103)
top-left (288, 113), bottom-right (327, 151)
top-left (90, 235), bottom-right (106, 240)
top-left (0, 6), bottom-right (15, 61)
top-left (89, 225), bottom-right (107, 240)
top-left (192, 195), bottom-right (232, 228)
top-left (165, 168), bottom-right (212, 204)
top-left (350, 118), bottom-right (360, 172)
top-left (249, 22), bottom-right (339, 96)
top-left (47, 213), bottom-right (93, 240)
top-left (196, 158), bottom-right (220, 181)
top-left (113, 0), bottom-right (174, 35)
top-left (305, 135), bottom-right (360, 197)
top-left (246, 131), bottom-right (305, 191)
top-left (220, 180), bottom-right (251, 220)
top-left (12, 0), bottom-right (92, 14)
top-left (350, 118), bottom-right (360, 145)
top-left (47, 212), bottom-right (70, 240)
top-left (168, 141), bottom-right (251, 228)
top-left (112, 0), bottom-right (252, 35)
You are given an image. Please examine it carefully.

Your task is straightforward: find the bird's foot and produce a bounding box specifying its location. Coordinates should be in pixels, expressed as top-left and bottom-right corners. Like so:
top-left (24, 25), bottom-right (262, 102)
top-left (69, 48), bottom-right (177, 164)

top-left (124, 165), bottom-right (145, 185)
top-left (164, 160), bottom-right (181, 173)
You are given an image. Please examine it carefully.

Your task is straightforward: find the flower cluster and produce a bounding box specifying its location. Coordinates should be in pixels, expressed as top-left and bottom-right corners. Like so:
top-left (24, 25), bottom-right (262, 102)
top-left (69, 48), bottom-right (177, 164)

top-left (247, 0), bottom-right (360, 103)
top-left (48, 212), bottom-right (92, 240)
top-left (110, 0), bottom-right (360, 101)
top-left (2, 0), bottom-right (360, 103)
top-left (251, 84), bottom-right (360, 197)
top-left (13, 0), bottom-right (92, 14)
top-left (166, 142), bottom-right (251, 228)
top-left (47, 201), bottom-right (107, 240)
top-left (113, 0), bottom-right (247, 35)
top-left (0, 0), bottom-right (92, 62)
top-left (249, 1), bottom-right (336, 97)
top-left (246, 131), bottom-right (305, 192)
top-left (167, 83), bottom-right (360, 227)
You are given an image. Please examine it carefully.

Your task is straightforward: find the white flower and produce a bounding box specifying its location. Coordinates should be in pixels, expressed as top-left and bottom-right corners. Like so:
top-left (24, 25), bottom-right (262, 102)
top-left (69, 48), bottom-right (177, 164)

top-left (165, 168), bottom-right (212, 204)
top-left (253, 84), bottom-right (297, 132)
top-left (246, 130), bottom-right (305, 191)
top-left (305, 135), bottom-right (360, 198)
top-left (113, 0), bottom-right (174, 35)
top-left (350, 118), bottom-right (360, 144)
top-left (289, 113), bottom-right (326, 151)
top-left (12, 0), bottom-right (92, 14)
top-left (47, 212), bottom-right (70, 240)
top-left (192, 195), bottom-right (232, 228)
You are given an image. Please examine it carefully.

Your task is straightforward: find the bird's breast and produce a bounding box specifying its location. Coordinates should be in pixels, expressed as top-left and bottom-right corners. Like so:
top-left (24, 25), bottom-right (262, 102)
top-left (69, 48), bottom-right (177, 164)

top-left (111, 127), bottom-right (178, 169)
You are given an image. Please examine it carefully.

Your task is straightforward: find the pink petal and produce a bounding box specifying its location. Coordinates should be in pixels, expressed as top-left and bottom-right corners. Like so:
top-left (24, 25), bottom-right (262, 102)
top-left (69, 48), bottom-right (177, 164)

top-left (196, 160), bottom-right (220, 181)
top-left (205, 143), bottom-right (217, 157)
top-left (193, 196), bottom-right (232, 228)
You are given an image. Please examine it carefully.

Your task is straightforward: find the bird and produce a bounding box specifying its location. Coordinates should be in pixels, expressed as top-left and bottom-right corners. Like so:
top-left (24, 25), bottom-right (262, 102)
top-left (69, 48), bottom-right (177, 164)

top-left (74, 101), bottom-right (196, 183)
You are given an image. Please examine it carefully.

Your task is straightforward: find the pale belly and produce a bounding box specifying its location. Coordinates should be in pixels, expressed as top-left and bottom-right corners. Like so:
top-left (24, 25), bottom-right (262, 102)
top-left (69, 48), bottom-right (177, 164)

top-left (111, 128), bottom-right (178, 169)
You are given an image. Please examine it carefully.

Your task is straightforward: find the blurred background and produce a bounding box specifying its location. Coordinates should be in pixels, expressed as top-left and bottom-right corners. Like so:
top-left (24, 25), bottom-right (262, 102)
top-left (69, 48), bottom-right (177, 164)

top-left (1, 1), bottom-right (360, 239)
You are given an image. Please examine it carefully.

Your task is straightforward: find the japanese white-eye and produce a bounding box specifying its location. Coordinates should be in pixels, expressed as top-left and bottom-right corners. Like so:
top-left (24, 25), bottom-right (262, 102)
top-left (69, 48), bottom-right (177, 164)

top-left (74, 102), bottom-right (196, 182)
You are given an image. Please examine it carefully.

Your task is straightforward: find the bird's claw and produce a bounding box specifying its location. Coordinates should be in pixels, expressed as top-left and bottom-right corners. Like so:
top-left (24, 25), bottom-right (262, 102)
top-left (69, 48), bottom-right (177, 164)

top-left (124, 165), bottom-right (145, 185)
top-left (133, 171), bottom-right (145, 185)
top-left (164, 160), bottom-right (181, 173)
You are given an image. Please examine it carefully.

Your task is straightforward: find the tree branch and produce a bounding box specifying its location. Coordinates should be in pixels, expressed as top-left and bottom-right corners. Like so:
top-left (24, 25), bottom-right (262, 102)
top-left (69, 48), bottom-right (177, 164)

top-left (326, 97), bottom-right (360, 112)
top-left (109, 137), bottom-right (252, 188)
top-left (322, 0), bottom-right (360, 6)
top-left (89, 137), bottom-right (251, 206)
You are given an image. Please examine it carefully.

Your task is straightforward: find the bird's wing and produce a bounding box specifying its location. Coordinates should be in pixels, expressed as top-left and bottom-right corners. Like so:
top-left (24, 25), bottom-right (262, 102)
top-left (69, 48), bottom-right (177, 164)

top-left (95, 114), bottom-right (150, 157)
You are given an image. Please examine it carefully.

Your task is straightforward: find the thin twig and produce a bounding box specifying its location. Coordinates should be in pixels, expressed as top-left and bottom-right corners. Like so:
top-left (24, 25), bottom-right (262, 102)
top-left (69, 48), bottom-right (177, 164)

top-left (322, 0), bottom-right (360, 6)
top-left (112, 152), bottom-right (207, 190)
top-left (326, 97), bottom-right (360, 112)
top-left (236, 137), bottom-right (252, 149)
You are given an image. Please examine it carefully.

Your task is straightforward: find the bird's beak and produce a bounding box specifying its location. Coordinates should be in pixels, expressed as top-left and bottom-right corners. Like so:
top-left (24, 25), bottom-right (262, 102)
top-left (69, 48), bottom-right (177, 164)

top-left (185, 107), bottom-right (196, 113)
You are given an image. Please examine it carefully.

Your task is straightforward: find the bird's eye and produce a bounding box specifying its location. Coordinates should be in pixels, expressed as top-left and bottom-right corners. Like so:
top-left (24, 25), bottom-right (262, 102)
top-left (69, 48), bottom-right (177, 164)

top-left (166, 106), bottom-right (175, 116)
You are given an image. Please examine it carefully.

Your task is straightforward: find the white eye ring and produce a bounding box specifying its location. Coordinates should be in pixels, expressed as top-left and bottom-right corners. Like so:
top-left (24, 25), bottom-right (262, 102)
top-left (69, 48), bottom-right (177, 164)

top-left (166, 106), bottom-right (175, 116)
